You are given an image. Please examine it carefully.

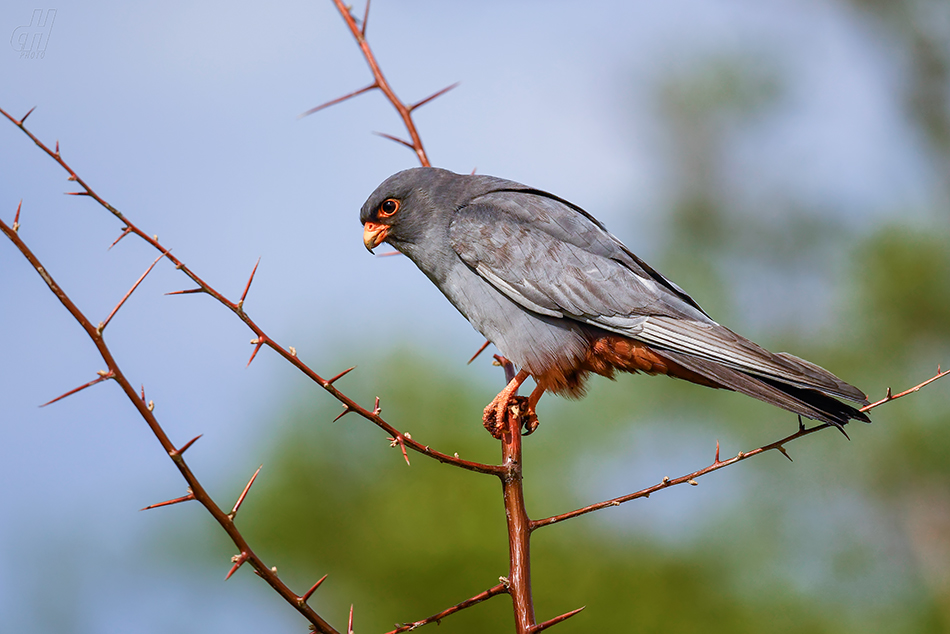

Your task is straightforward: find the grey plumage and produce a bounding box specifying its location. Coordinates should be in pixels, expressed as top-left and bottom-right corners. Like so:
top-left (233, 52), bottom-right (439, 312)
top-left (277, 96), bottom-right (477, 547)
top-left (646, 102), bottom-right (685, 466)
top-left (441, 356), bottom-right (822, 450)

top-left (361, 167), bottom-right (869, 427)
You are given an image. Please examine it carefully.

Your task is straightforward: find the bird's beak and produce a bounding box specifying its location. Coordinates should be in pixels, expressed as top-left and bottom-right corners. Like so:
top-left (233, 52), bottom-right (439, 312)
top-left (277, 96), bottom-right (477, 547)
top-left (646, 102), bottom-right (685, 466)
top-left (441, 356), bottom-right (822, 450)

top-left (363, 222), bottom-right (389, 252)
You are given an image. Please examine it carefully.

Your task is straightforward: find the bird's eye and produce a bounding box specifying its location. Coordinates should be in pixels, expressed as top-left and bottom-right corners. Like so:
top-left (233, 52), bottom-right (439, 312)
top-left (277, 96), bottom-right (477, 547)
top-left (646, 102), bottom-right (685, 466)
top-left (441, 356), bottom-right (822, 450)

top-left (379, 198), bottom-right (399, 218)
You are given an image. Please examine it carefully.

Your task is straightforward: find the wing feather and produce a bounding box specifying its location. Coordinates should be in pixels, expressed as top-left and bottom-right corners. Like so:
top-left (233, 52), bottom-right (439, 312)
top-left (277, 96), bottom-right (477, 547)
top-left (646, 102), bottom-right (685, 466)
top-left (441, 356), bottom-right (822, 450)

top-left (448, 193), bottom-right (867, 406)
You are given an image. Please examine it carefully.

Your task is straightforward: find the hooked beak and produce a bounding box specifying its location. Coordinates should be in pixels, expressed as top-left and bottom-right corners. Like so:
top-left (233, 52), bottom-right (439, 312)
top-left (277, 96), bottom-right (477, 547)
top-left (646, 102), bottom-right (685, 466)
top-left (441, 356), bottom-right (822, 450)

top-left (363, 221), bottom-right (389, 252)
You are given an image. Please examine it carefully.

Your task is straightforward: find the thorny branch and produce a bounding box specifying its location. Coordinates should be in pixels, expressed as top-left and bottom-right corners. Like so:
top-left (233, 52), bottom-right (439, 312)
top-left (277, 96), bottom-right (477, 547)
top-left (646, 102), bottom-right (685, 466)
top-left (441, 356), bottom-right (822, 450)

top-left (531, 367), bottom-right (950, 530)
top-left (300, 0), bottom-right (459, 167)
top-left (3, 0), bottom-right (948, 631)
top-left (0, 216), bottom-right (339, 634)
top-left (0, 105), bottom-right (499, 476)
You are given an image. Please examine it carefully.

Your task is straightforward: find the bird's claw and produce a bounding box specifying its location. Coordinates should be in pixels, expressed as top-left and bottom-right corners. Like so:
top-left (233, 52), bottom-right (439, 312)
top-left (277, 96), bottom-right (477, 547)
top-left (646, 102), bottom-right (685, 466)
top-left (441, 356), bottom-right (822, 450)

top-left (482, 394), bottom-right (539, 439)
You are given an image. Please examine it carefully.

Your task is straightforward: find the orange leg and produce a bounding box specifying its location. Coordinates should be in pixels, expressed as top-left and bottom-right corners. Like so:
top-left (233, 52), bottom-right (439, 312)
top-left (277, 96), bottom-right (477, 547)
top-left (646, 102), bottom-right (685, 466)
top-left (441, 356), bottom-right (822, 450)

top-left (483, 369), bottom-right (530, 439)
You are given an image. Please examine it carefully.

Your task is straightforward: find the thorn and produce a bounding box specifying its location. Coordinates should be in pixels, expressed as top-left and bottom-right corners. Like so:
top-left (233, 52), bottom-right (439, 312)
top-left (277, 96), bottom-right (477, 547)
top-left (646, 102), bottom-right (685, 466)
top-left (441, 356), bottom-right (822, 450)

top-left (140, 384), bottom-right (146, 403)
top-left (327, 366), bottom-right (356, 385)
top-left (237, 257), bottom-right (261, 309)
top-left (225, 552), bottom-right (249, 580)
top-left (375, 250), bottom-right (403, 257)
top-left (247, 335), bottom-right (268, 367)
top-left (470, 166), bottom-right (477, 175)
top-left (333, 405), bottom-right (353, 423)
top-left (99, 250), bottom-right (167, 333)
top-left (409, 82), bottom-right (460, 111)
top-left (776, 445), bottom-right (793, 462)
top-left (165, 287), bottom-right (205, 296)
top-left (531, 606), bottom-right (586, 632)
top-left (12, 200), bottom-right (22, 232)
top-left (372, 131), bottom-right (414, 149)
top-left (108, 226), bottom-right (134, 250)
top-left (830, 422), bottom-right (851, 440)
top-left (177, 434), bottom-right (203, 454)
top-left (798, 415), bottom-right (805, 432)
top-left (141, 492), bottom-right (195, 511)
top-left (372, 396), bottom-right (381, 416)
top-left (360, 0), bottom-right (370, 36)
top-left (40, 370), bottom-right (114, 407)
top-left (300, 574), bottom-right (329, 604)
top-left (714, 439), bottom-right (720, 463)
top-left (229, 464), bottom-right (263, 519)
top-left (55, 140), bottom-right (59, 156)
top-left (65, 191), bottom-right (90, 196)
top-left (688, 479), bottom-right (698, 486)
top-left (388, 435), bottom-right (411, 466)
top-left (348, 604), bottom-right (354, 634)
top-left (299, 82), bottom-right (378, 118)
top-left (467, 339), bottom-right (492, 365)
top-left (19, 106), bottom-right (36, 124)
top-left (861, 368), bottom-right (950, 413)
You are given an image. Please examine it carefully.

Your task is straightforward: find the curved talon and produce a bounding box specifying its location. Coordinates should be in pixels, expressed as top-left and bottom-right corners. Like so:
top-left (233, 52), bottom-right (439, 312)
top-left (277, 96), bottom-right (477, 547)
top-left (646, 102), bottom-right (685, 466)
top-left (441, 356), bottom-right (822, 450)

top-left (482, 369), bottom-right (530, 439)
top-left (482, 394), bottom-right (510, 439)
top-left (510, 395), bottom-right (540, 435)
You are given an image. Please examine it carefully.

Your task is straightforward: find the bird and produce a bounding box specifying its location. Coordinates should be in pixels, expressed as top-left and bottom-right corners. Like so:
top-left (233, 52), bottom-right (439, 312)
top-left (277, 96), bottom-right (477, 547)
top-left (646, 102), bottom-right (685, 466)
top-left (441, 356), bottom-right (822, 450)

top-left (360, 167), bottom-right (870, 438)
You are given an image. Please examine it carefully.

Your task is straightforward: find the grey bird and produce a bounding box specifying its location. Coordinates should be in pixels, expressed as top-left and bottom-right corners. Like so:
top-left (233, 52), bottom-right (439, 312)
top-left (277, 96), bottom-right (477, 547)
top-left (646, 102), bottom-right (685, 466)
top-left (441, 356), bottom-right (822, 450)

top-left (361, 167), bottom-right (870, 437)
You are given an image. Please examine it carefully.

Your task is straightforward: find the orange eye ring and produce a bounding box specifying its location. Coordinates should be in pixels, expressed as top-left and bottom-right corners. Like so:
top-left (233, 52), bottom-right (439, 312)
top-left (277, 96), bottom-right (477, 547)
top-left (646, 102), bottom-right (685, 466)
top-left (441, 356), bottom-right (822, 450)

top-left (378, 198), bottom-right (400, 218)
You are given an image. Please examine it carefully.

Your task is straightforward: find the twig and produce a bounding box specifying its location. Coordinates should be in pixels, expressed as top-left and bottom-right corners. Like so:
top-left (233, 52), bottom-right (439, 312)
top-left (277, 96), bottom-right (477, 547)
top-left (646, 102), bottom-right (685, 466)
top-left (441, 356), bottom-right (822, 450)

top-left (0, 105), bottom-right (501, 477)
top-left (495, 358), bottom-right (535, 633)
top-left (302, 0), bottom-right (459, 167)
top-left (531, 368), bottom-right (950, 530)
top-left (385, 583), bottom-right (508, 633)
top-left (0, 216), bottom-right (340, 634)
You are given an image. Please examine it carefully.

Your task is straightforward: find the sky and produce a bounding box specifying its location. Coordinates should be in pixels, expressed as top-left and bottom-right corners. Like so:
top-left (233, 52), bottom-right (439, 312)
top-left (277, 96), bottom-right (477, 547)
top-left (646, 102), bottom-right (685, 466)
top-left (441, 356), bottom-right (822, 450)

top-left (0, 1), bottom-right (936, 632)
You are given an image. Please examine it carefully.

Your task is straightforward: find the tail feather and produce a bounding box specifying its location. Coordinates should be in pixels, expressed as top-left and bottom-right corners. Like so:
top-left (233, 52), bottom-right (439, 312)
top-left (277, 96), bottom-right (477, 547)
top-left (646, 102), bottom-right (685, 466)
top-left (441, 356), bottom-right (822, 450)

top-left (657, 349), bottom-right (870, 427)
top-left (637, 317), bottom-right (870, 404)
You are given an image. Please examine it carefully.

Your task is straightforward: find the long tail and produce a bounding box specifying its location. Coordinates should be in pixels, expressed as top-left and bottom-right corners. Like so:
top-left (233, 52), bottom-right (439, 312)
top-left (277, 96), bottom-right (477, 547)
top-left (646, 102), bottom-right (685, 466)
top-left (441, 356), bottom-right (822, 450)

top-left (657, 348), bottom-right (870, 428)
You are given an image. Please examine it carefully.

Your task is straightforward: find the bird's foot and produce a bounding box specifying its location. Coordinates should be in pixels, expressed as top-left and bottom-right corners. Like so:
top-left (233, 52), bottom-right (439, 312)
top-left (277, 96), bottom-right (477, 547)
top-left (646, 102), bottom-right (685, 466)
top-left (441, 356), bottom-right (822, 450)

top-left (482, 394), bottom-right (539, 439)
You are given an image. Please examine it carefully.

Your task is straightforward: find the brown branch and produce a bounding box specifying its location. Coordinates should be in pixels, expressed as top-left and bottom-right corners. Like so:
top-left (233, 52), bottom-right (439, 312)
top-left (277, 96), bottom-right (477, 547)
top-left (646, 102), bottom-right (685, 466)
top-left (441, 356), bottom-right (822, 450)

top-left (324, 0), bottom-right (460, 167)
top-left (489, 356), bottom-right (536, 633)
top-left (531, 368), bottom-right (950, 530)
top-left (0, 216), bottom-right (340, 634)
top-left (0, 105), bottom-right (502, 477)
top-left (502, 416), bottom-right (535, 633)
top-left (385, 582), bottom-right (508, 633)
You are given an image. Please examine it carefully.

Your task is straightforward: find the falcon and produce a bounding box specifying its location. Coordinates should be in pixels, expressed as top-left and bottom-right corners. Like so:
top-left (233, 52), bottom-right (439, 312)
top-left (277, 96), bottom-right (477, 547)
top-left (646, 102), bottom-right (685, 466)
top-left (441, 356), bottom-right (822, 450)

top-left (361, 167), bottom-right (869, 437)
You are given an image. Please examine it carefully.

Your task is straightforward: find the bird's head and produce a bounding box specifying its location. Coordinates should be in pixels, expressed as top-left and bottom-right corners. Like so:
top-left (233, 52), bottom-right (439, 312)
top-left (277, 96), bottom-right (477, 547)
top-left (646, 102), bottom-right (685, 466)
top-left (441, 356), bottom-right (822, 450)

top-left (360, 167), bottom-right (470, 254)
